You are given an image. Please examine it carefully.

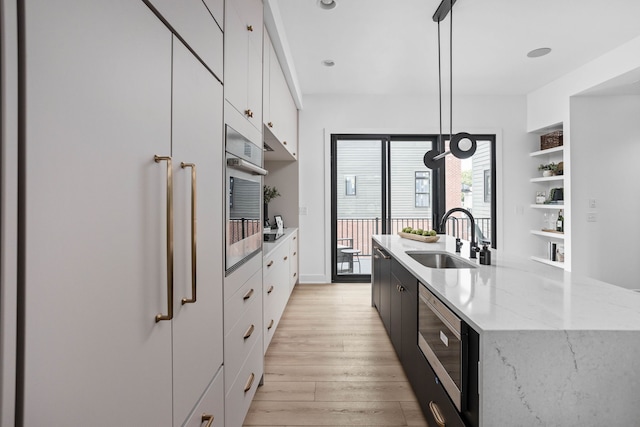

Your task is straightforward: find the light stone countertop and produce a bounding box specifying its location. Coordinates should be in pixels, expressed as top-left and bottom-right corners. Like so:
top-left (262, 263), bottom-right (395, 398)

top-left (374, 234), bottom-right (640, 426)
top-left (373, 234), bottom-right (640, 332)
top-left (263, 227), bottom-right (297, 259)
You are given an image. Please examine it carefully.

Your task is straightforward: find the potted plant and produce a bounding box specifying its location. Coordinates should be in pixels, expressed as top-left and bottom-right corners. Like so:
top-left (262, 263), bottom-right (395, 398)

top-left (538, 162), bottom-right (558, 177)
top-left (263, 185), bottom-right (280, 225)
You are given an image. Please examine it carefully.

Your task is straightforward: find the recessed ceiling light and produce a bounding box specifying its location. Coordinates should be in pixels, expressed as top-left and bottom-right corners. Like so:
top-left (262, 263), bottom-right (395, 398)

top-left (322, 59), bottom-right (335, 67)
top-left (527, 47), bottom-right (552, 58)
top-left (317, 0), bottom-right (337, 10)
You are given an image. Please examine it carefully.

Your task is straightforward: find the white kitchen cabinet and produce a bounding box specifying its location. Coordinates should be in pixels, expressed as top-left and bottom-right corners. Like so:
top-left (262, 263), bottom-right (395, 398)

top-left (146, 0), bottom-right (224, 79)
top-left (225, 0), bottom-right (263, 131)
top-left (263, 29), bottom-right (298, 161)
top-left (22, 2), bottom-right (223, 425)
top-left (183, 369), bottom-right (225, 427)
top-left (263, 229), bottom-right (298, 352)
top-left (223, 255), bottom-right (264, 426)
top-left (289, 230), bottom-right (299, 292)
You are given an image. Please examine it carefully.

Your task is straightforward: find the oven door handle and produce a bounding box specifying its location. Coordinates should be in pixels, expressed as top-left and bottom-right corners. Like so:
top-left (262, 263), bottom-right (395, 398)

top-left (227, 158), bottom-right (268, 176)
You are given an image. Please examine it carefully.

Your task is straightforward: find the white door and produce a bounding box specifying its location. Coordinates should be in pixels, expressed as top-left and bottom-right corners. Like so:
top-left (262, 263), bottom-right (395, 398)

top-left (22, 1), bottom-right (173, 425)
top-left (170, 37), bottom-right (225, 426)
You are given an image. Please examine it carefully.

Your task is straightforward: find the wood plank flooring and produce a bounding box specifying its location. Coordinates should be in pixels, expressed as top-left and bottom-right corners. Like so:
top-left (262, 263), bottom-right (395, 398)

top-left (243, 283), bottom-right (429, 427)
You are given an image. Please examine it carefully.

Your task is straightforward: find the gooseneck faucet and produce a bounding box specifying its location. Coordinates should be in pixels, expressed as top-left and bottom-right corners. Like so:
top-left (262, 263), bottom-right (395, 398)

top-left (439, 207), bottom-right (478, 259)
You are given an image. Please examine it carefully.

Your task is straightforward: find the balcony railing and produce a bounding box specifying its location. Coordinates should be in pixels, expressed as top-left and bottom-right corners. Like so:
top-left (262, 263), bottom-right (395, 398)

top-left (336, 217), bottom-right (492, 259)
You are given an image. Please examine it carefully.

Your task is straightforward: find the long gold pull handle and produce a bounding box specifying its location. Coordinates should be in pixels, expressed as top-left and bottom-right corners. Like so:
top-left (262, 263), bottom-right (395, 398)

top-left (181, 162), bottom-right (197, 305)
top-left (201, 414), bottom-right (214, 427)
top-left (244, 373), bottom-right (255, 392)
top-left (243, 288), bottom-right (254, 300)
top-left (429, 401), bottom-right (446, 427)
top-left (267, 260), bottom-right (274, 267)
top-left (155, 155), bottom-right (174, 322)
top-left (267, 285), bottom-right (274, 294)
top-left (243, 324), bottom-right (255, 340)
top-left (267, 319), bottom-right (274, 330)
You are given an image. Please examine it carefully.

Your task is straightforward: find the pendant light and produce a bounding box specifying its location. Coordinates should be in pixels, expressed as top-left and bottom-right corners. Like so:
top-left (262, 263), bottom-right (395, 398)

top-left (423, 0), bottom-right (476, 170)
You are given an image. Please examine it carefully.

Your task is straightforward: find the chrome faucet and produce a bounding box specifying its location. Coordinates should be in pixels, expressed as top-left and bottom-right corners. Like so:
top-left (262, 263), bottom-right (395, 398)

top-left (439, 207), bottom-right (478, 259)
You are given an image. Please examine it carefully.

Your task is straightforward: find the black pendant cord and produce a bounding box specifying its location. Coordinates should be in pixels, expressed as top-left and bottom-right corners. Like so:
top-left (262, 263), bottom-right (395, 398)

top-left (449, 1), bottom-right (453, 144)
top-left (437, 21), bottom-right (443, 144)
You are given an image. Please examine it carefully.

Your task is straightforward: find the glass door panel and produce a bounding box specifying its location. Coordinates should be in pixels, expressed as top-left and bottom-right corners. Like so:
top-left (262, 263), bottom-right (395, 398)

top-left (333, 138), bottom-right (383, 280)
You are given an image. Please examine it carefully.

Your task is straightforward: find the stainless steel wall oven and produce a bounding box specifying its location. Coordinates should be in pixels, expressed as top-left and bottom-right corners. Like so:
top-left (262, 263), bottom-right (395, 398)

top-left (225, 125), bottom-right (267, 274)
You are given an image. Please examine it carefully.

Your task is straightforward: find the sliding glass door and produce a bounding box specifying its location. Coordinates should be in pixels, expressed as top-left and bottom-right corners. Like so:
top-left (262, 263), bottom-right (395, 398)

top-left (331, 134), bottom-right (495, 283)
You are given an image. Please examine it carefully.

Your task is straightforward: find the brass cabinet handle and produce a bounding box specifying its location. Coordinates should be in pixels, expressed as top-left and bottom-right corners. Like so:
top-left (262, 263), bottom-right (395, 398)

top-left (247, 25), bottom-right (253, 32)
top-left (293, 251), bottom-right (297, 256)
top-left (244, 109), bottom-right (254, 118)
top-left (267, 260), bottom-right (274, 267)
top-left (201, 414), bottom-right (214, 427)
top-left (267, 285), bottom-right (274, 294)
top-left (267, 122), bottom-right (273, 128)
top-left (293, 272), bottom-right (297, 277)
top-left (155, 155), bottom-right (174, 322)
top-left (267, 319), bottom-right (274, 330)
top-left (293, 236), bottom-right (296, 240)
top-left (284, 256), bottom-right (288, 261)
top-left (244, 373), bottom-right (255, 392)
top-left (429, 401), bottom-right (446, 427)
top-left (243, 324), bottom-right (255, 340)
top-left (243, 288), bottom-right (254, 300)
top-left (283, 141), bottom-right (287, 145)
top-left (181, 162), bottom-right (197, 305)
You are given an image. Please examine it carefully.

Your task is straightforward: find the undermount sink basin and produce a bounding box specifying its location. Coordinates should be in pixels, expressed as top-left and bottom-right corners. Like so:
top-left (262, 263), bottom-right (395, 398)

top-left (406, 251), bottom-right (477, 269)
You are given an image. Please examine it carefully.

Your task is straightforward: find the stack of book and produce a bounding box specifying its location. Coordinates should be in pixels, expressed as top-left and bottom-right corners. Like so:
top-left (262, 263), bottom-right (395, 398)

top-left (548, 242), bottom-right (565, 262)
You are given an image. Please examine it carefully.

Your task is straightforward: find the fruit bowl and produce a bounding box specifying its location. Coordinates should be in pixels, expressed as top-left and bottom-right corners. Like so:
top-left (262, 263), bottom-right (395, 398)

top-left (398, 231), bottom-right (440, 243)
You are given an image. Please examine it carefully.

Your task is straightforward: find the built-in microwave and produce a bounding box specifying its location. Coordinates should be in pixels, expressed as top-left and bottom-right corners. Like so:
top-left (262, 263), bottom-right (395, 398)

top-left (225, 125), bottom-right (267, 274)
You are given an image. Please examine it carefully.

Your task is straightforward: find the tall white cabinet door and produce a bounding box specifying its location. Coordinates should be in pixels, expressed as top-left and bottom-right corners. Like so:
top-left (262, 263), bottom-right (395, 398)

top-left (170, 37), bottom-right (225, 426)
top-left (22, 1), bottom-right (173, 426)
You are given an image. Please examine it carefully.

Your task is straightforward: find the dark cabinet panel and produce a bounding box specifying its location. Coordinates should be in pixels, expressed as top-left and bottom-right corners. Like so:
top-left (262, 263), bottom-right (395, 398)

top-left (372, 242), bottom-right (392, 334)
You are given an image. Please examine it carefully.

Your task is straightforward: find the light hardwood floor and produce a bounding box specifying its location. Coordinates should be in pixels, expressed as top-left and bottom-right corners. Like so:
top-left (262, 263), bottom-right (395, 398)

top-left (243, 283), bottom-right (429, 427)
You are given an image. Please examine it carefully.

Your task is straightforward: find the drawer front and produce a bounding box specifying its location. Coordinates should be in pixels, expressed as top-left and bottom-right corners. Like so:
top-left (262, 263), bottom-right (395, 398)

top-left (182, 368), bottom-right (224, 427)
top-left (225, 338), bottom-right (263, 427)
top-left (225, 254), bottom-right (262, 303)
top-left (264, 242), bottom-right (288, 279)
top-left (224, 295), bottom-right (262, 390)
top-left (224, 268), bottom-right (262, 336)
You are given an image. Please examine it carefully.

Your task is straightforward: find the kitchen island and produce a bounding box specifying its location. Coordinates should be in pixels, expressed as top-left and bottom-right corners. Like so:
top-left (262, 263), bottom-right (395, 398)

top-left (373, 234), bottom-right (640, 427)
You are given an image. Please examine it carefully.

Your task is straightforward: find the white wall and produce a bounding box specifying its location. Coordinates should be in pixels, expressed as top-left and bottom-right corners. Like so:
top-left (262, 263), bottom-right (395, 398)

top-left (570, 95), bottom-right (640, 289)
top-left (297, 94), bottom-right (530, 283)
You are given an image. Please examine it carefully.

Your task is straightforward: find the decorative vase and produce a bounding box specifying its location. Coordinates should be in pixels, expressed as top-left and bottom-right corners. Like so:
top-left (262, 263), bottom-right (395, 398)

top-left (542, 170), bottom-right (553, 177)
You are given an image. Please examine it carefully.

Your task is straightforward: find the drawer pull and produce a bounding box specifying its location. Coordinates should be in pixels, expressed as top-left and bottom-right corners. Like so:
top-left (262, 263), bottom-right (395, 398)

top-left (244, 109), bottom-right (254, 118)
top-left (243, 288), bottom-right (254, 300)
top-left (293, 251), bottom-right (297, 256)
top-left (201, 414), bottom-right (214, 427)
top-left (293, 272), bottom-right (297, 277)
top-left (268, 121), bottom-right (273, 128)
top-left (283, 141), bottom-right (287, 145)
top-left (284, 256), bottom-right (288, 261)
top-left (267, 319), bottom-right (274, 330)
top-left (429, 401), bottom-right (446, 427)
top-left (244, 373), bottom-right (255, 392)
top-left (243, 324), bottom-right (255, 339)
top-left (267, 260), bottom-right (274, 267)
top-left (247, 25), bottom-right (254, 32)
top-left (267, 285), bottom-right (274, 294)
top-left (293, 236), bottom-right (296, 240)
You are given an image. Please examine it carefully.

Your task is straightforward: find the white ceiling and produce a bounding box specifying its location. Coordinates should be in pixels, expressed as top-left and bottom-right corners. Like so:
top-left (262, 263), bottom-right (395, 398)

top-left (273, 0), bottom-right (640, 97)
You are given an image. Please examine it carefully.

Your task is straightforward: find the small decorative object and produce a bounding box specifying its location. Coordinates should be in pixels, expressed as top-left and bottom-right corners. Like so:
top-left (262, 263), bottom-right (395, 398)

top-left (540, 130), bottom-right (563, 150)
top-left (263, 185), bottom-right (281, 223)
top-left (398, 227), bottom-right (440, 243)
top-left (535, 191), bottom-right (546, 204)
top-left (538, 162), bottom-right (558, 177)
top-left (274, 215), bottom-right (284, 230)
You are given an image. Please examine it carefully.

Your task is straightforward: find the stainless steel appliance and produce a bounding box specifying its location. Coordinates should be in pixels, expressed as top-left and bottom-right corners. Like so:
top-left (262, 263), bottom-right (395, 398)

top-left (225, 125), bottom-right (267, 274)
top-left (418, 283), bottom-right (467, 411)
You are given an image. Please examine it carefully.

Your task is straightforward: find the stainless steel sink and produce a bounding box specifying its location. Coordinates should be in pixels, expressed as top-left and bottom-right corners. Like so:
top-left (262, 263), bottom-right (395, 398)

top-left (406, 251), bottom-right (477, 269)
